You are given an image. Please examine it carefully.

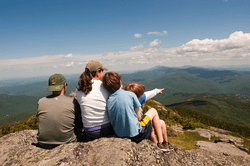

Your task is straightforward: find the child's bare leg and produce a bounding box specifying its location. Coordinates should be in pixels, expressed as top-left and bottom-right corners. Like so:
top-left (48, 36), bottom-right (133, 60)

top-left (148, 126), bottom-right (157, 144)
top-left (149, 120), bottom-right (168, 143)
top-left (160, 120), bottom-right (174, 149)
top-left (160, 120), bottom-right (168, 142)
top-left (145, 108), bottom-right (163, 143)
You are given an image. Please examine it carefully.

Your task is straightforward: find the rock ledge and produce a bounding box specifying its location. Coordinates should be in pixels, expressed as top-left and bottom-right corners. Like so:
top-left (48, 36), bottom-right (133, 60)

top-left (0, 130), bottom-right (250, 166)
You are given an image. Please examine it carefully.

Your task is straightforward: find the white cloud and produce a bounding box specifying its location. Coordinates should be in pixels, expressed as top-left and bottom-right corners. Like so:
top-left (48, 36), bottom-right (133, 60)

top-left (147, 30), bottom-right (168, 36)
top-left (102, 53), bottom-right (108, 56)
top-left (130, 45), bottom-right (144, 51)
top-left (162, 30), bottom-right (168, 35)
top-left (127, 55), bottom-right (150, 65)
top-left (148, 32), bottom-right (161, 35)
top-left (174, 31), bottom-right (250, 58)
top-left (0, 54), bottom-right (64, 67)
top-left (118, 51), bottom-right (125, 54)
top-left (1, 31), bottom-right (250, 79)
top-left (134, 33), bottom-right (142, 38)
top-left (149, 39), bottom-right (161, 47)
top-left (65, 62), bottom-right (74, 67)
top-left (78, 62), bottom-right (84, 65)
top-left (63, 53), bottom-right (73, 58)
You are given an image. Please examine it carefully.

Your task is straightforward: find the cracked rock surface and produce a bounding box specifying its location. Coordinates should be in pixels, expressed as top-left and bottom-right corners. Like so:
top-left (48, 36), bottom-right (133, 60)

top-left (0, 130), bottom-right (250, 166)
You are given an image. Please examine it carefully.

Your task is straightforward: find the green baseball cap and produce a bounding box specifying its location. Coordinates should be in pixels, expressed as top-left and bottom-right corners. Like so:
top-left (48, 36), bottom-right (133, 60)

top-left (47, 74), bottom-right (66, 91)
top-left (86, 61), bottom-right (108, 72)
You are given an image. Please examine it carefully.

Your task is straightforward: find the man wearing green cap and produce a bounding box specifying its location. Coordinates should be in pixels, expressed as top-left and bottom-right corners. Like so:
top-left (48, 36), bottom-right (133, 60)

top-left (37, 74), bottom-right (82, 149)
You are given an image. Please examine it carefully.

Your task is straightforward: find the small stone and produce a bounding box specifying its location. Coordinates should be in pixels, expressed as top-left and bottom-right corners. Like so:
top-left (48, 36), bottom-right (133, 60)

top-left (223, 152), bottom-right (229, 156)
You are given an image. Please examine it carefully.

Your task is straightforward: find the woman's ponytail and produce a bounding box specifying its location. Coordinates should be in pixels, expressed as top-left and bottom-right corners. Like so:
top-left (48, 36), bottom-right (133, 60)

top-left (78, 68), bottom-right (97, 95)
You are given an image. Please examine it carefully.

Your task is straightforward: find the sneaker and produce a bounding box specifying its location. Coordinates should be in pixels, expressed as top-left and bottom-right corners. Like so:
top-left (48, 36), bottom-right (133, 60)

top-left (163, 141), bottom-right (174, 150)
top-left (157, 142), bottom-right (170, 153)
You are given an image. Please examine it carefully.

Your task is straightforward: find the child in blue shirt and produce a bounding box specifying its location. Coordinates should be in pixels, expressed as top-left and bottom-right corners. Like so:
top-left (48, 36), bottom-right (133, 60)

top-left (124, 82), bottom-right (173, 150)
top-left (102, 72), bottom-right (170, 151)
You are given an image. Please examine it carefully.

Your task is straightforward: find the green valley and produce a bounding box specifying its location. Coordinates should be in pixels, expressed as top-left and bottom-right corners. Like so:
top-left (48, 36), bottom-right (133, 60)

top-left (164, 93), bottom-right (250, 128)
top-left (0, 94), bottom-right (40, 125)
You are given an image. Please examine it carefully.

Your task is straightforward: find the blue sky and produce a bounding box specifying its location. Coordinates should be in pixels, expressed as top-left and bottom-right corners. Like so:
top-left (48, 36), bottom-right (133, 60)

top-left (1, 0), bottom-right (250, 79)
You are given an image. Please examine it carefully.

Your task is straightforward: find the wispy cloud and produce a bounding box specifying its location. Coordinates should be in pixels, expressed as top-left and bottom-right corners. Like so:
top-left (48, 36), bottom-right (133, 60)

top-left (63, 53), bottom-right (73, 58)
top-left (130, 45), bottom-right (144, 51)
top-left (65, 62), bottom-right (74, 67)
top-left (147, 30), bottom-right (168, 36)
top-left (0, 54), bottom-right (64, 67)
top-left (134, 33), bottom-right (142, 38)
top-left (162, 30), bottom-right (168, 35)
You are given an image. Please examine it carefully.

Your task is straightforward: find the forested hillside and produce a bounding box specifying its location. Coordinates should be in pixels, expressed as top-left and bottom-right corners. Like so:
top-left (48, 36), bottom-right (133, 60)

top-left (0, 94), bottom-right (40, 125)
top-left (164, 93), bottom-right (250, 128)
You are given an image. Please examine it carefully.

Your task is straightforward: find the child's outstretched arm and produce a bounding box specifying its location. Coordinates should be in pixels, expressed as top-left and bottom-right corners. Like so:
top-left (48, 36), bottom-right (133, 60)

top-left (140, 88), bottom-right (164, 104)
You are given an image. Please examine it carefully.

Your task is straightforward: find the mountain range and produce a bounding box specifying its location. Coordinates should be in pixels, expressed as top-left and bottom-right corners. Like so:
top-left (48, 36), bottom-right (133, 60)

top-left (1, 66), bottom-right (250, 97)
top-left (0, 66), bottom-right (250, 126)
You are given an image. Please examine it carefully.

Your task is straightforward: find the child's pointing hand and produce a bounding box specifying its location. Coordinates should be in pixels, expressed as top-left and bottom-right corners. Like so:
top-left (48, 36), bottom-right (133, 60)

top-left (159, 88), bottom-right (164, 94)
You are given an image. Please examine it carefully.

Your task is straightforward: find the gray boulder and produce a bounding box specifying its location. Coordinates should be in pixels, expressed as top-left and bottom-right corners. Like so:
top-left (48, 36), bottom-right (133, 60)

top-left (1, 130), bottom-right (250, 166)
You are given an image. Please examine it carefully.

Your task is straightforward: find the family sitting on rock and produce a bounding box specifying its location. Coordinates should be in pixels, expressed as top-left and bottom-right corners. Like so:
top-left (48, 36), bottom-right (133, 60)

top-left (37, 60), bottom-right (173, 152)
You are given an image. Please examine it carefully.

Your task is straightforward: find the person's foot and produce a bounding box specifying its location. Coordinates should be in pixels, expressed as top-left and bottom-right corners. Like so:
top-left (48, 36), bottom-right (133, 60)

top-left (163, 141), bottom-right (174, 150)
top-left (157, 142), bottom-right (170, 153)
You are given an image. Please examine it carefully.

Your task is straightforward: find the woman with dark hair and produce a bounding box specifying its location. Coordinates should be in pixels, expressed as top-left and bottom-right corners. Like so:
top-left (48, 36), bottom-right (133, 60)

top-left (76, 61), bottom-right (114, 141)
